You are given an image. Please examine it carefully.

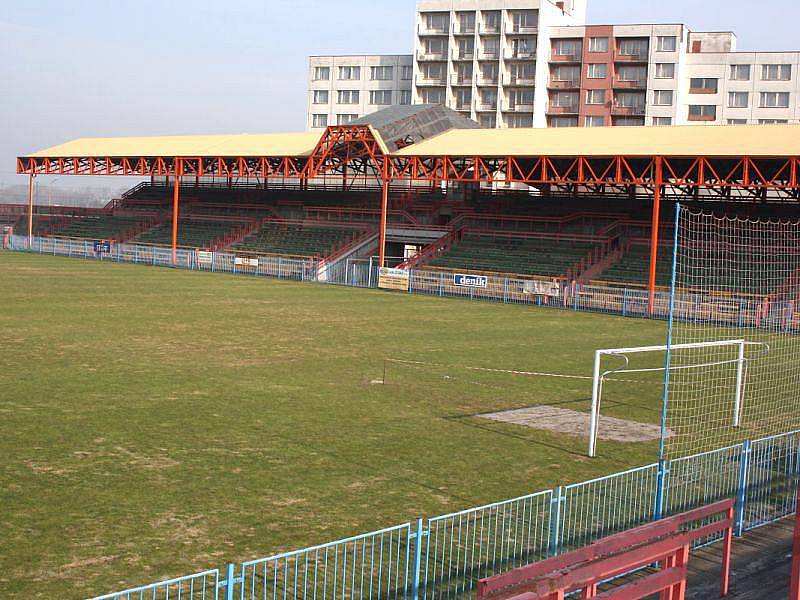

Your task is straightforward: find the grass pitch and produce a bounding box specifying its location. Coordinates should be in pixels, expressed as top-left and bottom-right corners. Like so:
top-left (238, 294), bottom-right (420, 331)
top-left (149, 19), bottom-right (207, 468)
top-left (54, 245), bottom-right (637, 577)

top-left (0, 252), bottom-right (666, 598)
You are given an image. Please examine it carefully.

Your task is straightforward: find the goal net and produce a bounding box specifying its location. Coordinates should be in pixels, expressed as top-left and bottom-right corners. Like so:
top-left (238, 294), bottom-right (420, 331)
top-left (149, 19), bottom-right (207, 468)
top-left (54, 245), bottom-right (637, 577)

top-left (662, 207), bottom-right (800, 460)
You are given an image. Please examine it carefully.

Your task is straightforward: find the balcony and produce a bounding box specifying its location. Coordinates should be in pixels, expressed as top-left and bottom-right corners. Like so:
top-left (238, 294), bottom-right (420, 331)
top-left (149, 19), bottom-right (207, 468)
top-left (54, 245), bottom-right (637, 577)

top-left (504, 48), bottom-right (537, 61)
top-left (476, 75), bottom-right (500, 86)
top-left (508, 24), bottom-right (538, 34)
top-left (550, 53), bottom-right (582, 64)
top-left (546, 103), bottom-right (579, 115)
top-left (451, 49), bottom-right (475, 61)
top-left (613, 78), bottom-right (647, 89)
top-left (504, 74), bottom-right (537, 86)
top-left (455, 102), bottom-right (473, 112)
top-left (453, 24), bottom-right (476, 36)
top-left (614, 51), bottom-right (649, 63)
top-left (418, 24), bottom-right (450, 37)
top-left (548, 79), bottom-right (580, 89)
top-left (416, 75), bottom-right (447, 87)
top-left (476, 102), bottom-right (498, 112)
top-left (450, 74), bottom-right (474, 86)
top-left (611, 104), bottom-right (646, 116)
top-left (417, 50), bottom-right (448, 62)
top-left (479, 23), bottom-right (501, 35)
top-left (478, 50), bottom-right (501, 60)
top-left (503, 101), bottom-right (535, 113)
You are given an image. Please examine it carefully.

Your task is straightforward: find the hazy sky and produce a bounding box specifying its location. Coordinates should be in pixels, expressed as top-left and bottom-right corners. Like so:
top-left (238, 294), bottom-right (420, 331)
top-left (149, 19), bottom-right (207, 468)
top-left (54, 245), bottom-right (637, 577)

top-left (2, 0), bottom-right (798, 188)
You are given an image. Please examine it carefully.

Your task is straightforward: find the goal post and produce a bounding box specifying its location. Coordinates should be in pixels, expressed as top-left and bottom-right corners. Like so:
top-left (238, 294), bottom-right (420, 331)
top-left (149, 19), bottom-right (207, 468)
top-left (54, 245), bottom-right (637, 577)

top-left (588, 339), bottom-right (749, 458)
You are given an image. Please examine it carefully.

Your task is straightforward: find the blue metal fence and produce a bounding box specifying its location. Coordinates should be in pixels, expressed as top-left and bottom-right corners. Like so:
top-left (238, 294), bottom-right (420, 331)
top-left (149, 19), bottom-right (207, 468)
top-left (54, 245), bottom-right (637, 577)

top-left (84, 430), bottom-right (800, 600)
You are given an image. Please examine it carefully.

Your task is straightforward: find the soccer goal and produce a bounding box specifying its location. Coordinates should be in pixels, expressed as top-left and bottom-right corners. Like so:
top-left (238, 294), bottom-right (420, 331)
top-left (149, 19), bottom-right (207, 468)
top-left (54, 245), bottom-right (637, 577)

top-left (588, 339), bottom-right (760, 458)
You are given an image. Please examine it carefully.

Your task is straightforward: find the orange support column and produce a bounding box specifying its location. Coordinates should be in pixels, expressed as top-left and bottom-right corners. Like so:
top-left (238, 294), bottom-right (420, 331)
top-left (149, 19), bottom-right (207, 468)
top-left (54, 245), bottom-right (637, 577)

top-left (171, 160), bottom-right (182, 264)
top-left (378, 160), bottom-right (390, 269)
top-left (790, 485), bottom-right (800, 600)
top-left (27, 173), bottom-right (35, 247)
top-left (649, 156), bottom-right (663, 316)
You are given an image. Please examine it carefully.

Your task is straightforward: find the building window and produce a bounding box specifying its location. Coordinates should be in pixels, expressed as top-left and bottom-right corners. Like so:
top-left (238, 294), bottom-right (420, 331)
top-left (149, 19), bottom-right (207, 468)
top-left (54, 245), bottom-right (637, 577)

top-left (656, 36), bottom-right (677, 52)
top-left (762, 64), bottom-right (792, 81)
top-left (511, 10), bottom-right (538, 32)
top-left (759, 119), bottom-right (789, 124)
top-left (478, 88), bottom-right (497, 108)
top-left (424, 12), bottom-right (449, 33)
top-left (454, 88), bottom-right (472, 110)
top-left (760, 92), bottom-right (790, 108)
top-left (549, 116), bottom-right (578, 128)
top-left (552, 65), bottom-right (580, 83)
top-left (421, 63), bottom-right (445, 82)
top-left (510, 62), bottom-right (535, 81)
top-left (370, 66), bottom-right (393, 81)
top-left (553, 39), bottom-right (582, 57)
top-left (510, 37), bottom-right (536, 58)
top-left (482, 37), bottom-right (500, 58)
top-left (617, 65), bottom-right (647, 82)
top-left (478, 114), bottom-right (497, 128)
top-left (509, 89), bottom-right (535, 108)
top-left (653, 90), bottom-right (674, 106)
top-left (730, 64), bottom-right (751, 81)
top-left (457, 38), bottom-right (475, 58)
top-left (313, 66), bottom-right (330, 81)
top-left (398, 90), bottom-right (412, 105)
top-left (400, 65), bottom-right (413, 80)
top-left (421, 88), bottom-right (445, 105)
top-left (551, 91), bottom-right (578, 108)
top-left (618, 39), bottom-right (648, 57)
top-left (688, 105), bottom-right (717, 120)
top-left (727, 119), bottom-right (748, 125)
top-left (655, 63), bottom-right (675, 79)
top-left (653, 117), bottom-right (673, 126)
top-left (369, 90), bottom-right (392, 105)
top-left (615, 92), bottom-right (645, 109)
top-left (482, 11), bottom-right (501, 32)
top-left (424, 38), bottom-right (448, 56)
top-left (338, 66), bottom-right (361, 81)
top-left (337, 90), bottom-right (360, 104)
top-left (507, 114), bottom-right (534, 128)
top-left (586, 116), bottom-right (605, 127)
top-left (587, 63), bottom-right (608, 79)
top-left (480, 62), bottom-right (499, 83)
top-left (336, 114), bottom-right (358, 125)
top-left (312, 90), bottom-right (329, 104)
top-left (728, 92), bottom-right (749, 108)
top-left (312, 114), bottom-right (328, 128)
top-left (689, 78), bottom-right (719, 93)
top-left (588, 37), bottom-right (609, 53)
top-left (614, 117), bottom-right (645, 126)
top-left (457, 12), bottom-right (476, 33)
top-left (586, 89), bottom-right (605, 104)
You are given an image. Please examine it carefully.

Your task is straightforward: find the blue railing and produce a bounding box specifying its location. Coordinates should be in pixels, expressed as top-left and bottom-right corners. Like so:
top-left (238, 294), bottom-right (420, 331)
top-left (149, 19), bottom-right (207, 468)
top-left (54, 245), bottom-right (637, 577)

top-left (85, 430), bottom-right (800, 600)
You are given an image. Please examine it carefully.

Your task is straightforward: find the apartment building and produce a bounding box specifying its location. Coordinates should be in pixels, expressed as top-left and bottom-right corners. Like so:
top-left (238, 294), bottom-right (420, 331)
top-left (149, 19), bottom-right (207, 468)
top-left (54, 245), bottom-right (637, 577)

top-left (307, 55), bottom-right (414, 130)
top-left (546, 24), bottom-right (689, 127)
top-left (306, 1), bottom-right (800, 129)
top-left (413, 0), bottom-right (587, 128)
top-left (683, 39), bottom-right (800, 125)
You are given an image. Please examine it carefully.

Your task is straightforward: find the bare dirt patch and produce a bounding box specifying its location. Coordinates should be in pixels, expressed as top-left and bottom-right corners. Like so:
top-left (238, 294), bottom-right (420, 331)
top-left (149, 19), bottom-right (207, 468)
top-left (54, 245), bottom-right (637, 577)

top-left (479, 405), bottom-right (671, 442)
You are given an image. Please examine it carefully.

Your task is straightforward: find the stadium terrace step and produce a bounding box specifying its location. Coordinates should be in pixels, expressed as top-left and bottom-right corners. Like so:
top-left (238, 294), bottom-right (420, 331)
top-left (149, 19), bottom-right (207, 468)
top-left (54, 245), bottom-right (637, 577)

top-left (231, 220), bottom-right (372, 259)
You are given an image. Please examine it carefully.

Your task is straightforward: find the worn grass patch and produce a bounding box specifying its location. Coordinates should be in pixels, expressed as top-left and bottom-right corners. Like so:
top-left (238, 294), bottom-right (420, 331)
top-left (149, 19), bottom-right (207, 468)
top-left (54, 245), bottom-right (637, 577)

top-left (0, 252), bottom-right (666, 598)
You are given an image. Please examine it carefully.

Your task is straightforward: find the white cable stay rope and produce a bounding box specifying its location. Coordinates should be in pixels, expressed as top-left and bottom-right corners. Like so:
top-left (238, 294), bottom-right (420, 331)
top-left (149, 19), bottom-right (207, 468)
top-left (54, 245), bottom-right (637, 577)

top-left (384, 357), bottom-right (648, 384)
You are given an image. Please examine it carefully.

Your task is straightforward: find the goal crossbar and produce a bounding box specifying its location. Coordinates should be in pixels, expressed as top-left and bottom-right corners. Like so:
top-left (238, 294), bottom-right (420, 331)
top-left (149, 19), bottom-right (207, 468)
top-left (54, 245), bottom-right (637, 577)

top-left (588, 339), bottom-right (748, 458)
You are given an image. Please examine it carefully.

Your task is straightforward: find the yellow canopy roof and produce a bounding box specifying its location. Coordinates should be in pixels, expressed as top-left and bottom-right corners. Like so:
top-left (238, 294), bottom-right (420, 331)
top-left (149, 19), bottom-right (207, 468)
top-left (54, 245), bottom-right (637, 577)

top-left (24, 132), bottom-right (322, 158)
top-left (393, 124), bottom-right (800, 158)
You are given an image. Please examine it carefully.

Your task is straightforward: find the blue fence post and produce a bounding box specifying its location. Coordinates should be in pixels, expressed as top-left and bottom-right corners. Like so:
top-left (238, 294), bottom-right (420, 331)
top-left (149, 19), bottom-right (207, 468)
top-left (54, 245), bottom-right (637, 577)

top-left (654, 460), bottom-right (669, 520)
top-left (622, 288), bottom-right (628, 317)
top-left (735, 440), bottom-right (752, 536)
top-left (503, 278), bottom-right (509, 303)
top-left (438, 272), bottom-right (443, 297)
top-left (549, 487), bottom-right (563, 557)
top-left (411, 518), bottom-right (425, 600)
top-left (409, 270), bottom-right (415, 294)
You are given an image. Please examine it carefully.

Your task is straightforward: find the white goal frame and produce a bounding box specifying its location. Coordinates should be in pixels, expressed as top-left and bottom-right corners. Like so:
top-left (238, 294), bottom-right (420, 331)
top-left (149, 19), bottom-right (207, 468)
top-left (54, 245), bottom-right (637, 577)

top-left (588, 339), bottom-right (750, 458)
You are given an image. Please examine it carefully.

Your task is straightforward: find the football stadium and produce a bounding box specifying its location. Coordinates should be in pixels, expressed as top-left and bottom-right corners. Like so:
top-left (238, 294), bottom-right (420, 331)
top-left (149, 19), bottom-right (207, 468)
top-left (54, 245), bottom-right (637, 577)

top-left (4, 100), bottom-right (800, 598)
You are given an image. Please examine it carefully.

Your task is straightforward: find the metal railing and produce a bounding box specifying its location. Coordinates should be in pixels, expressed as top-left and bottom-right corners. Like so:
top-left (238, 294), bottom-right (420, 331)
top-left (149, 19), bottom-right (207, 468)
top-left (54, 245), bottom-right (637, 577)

top-left (86, 430), bottom-right (800, 600)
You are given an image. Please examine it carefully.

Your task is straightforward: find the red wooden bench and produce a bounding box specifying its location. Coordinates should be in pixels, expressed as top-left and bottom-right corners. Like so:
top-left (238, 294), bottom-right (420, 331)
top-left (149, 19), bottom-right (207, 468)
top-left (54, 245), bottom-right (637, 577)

top-left (477, 498), bottom-right (734, 600)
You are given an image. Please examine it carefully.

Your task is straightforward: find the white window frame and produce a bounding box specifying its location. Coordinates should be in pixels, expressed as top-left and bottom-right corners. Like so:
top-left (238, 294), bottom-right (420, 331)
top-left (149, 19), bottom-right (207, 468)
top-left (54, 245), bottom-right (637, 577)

top-left (653, 90), bottom-right (674, 106)
top-left (655, 63), bottom-right (675, 79)
top-left (761, 64), bottom-right (791, 81)
top-left (313, 66), bottom-right (330, 81)
top-left (728, 91), bottom-right (749, 109)
top-left (337, 90), bottom-right (360, 105)
top-left (585, 89), bottom-right (605, 105)
top-left (369, 90), bottom-right (393, 106)
top-left (730, 64), bottom-right (751, 81)
top-left (311, 114), bottom-right (328, 128)
top-left (588, 37), bottom-right (609, 53)
top-left (587, 63), bottom-right (608, 79)
top-left (337, 66), bottom-right (361, 81)
top-left (656, 36), bottom-right (677, 52)
top-left (760, 91), bottom-right (790, 108)
top-left (370, 66), bottom-right (393, 81)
